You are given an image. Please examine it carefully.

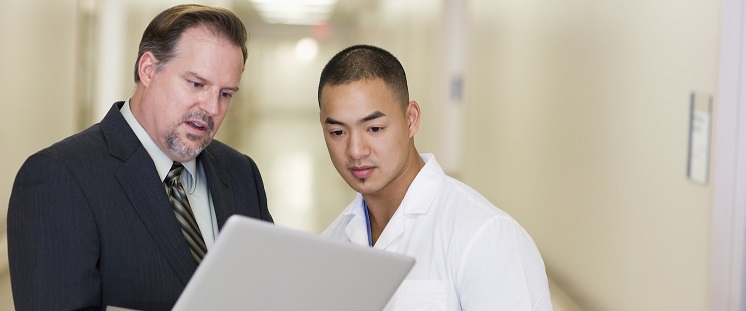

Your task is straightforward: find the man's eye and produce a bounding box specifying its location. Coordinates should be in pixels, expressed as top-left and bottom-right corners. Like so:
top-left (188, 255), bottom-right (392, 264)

top-left (190, 81), bottom-right (204, 88)
top-left (221, 92), bottom-right (233, 98)
top-left (330, 130), bottom-right (344, 136)
top-left (370, 127), bottom-right (383, 133)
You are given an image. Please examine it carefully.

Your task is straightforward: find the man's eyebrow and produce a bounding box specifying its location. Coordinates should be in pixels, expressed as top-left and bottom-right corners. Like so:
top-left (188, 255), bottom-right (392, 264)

top-left (361, 111), bottom-right (386, 123)
top-left (324, 117), bottom-right (344, 125)
top-left (186, 71), bottom-right (206, 82)
top-left (186, 71), bottom-right (239, 92)
top-left (324, 111), bottom-right (386, 126)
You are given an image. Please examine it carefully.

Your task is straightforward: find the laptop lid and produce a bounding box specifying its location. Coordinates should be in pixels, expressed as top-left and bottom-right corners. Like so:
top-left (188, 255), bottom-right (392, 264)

top-left (173, 215), bottom-right (415, 311)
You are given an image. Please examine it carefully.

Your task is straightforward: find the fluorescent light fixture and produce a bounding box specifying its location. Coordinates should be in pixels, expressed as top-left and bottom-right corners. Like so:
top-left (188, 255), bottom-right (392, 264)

top-left (249, 0), bottom-right (338, 25)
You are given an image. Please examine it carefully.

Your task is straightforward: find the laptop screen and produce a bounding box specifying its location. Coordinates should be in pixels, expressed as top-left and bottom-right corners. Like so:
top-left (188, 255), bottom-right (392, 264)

top-left (173, 215), bottom-right (415, 311)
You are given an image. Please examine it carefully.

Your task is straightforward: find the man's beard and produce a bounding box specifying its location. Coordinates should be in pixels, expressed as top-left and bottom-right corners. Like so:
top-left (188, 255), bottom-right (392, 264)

top-left (166, 111), bottom-right (215, 160)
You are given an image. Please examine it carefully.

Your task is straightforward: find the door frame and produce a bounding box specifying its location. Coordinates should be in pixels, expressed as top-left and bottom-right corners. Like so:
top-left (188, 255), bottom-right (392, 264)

top-left (710, 0), bottom-right (746, 309)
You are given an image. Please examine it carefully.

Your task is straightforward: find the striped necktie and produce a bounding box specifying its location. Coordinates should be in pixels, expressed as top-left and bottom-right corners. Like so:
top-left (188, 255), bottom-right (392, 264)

top-left (164, 162), bottom-right (207, 263)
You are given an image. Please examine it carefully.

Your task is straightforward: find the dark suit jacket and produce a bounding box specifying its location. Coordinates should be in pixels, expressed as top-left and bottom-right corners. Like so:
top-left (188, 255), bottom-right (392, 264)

top-left (7, 102), bottom-right (274, 311)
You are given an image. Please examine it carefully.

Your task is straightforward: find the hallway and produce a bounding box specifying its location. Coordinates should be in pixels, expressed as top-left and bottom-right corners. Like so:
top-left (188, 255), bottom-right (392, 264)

top-left (1, 0), bottom-right (739, 310)
top-left (234, 110), bottom-right (354, 234)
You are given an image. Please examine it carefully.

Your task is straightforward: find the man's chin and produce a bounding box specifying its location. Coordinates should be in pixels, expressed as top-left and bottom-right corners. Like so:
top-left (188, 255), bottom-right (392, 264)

top-left (166, 131), bottom-right (212, 160)
top-left (169, 144), bottom-right (206, 161)
top-left (185, 132), bottom-right (212, 143)
top-left (347, 180), bottom-right (379, 195)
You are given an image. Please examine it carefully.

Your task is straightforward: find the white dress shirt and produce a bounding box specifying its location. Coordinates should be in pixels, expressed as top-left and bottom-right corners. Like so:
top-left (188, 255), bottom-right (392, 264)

top-left (120, 100), bottom-right (219, 249)
top-left (323, 154), bottom-right (552, 310)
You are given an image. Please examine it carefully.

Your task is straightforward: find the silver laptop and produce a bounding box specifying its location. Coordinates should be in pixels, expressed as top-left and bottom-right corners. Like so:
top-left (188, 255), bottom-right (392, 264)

top-left (173, 215), bottom-right (415, 311)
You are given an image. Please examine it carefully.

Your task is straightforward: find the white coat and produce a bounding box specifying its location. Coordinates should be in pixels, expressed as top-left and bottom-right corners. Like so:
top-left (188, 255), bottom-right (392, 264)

top-left (323, 154), bottom-right (553, 310)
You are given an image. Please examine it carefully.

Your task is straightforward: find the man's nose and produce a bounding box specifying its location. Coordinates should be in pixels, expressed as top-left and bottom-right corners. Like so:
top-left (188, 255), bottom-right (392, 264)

top-left (199, 89), bottom-right (221, 115)
top-left (346, 131), bottom-right (369, 160)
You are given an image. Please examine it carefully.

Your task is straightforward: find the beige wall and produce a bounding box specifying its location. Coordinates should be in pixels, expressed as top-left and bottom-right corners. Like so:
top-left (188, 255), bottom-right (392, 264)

top-left (464, 0), bottom-right (720, 310)
top-left (0, 0), bottom-right (79, 309)
top-left (0, 271), bottom-right (11, 311)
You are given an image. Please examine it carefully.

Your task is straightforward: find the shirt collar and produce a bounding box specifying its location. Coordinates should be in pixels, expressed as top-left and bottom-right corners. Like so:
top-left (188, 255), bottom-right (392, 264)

top-left (120, 99), bottom-right (198, 192)
top-left (344, 153), bottom-right (445, 217)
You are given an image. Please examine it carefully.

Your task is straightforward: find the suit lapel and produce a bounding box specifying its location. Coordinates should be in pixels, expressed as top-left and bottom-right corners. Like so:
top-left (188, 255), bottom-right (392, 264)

top-left (116, 150), bottom-right (198, 285)
top-left (199, 149), bottom-right (236, 230)
top-left (102, 103), bottom-right (197, 285)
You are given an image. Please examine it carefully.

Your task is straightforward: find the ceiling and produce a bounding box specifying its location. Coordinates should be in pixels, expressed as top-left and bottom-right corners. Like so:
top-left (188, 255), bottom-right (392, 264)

top-left (233, 0), bottom-right (376, 27)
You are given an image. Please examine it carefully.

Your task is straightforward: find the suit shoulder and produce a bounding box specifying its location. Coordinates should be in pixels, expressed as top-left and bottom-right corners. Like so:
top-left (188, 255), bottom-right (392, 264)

top-left (32, 124), bottom-right (106, 160)
top-left (203, 139), bottom-right (237, 154)
top-left (202, 140), bottom-right (258, 167)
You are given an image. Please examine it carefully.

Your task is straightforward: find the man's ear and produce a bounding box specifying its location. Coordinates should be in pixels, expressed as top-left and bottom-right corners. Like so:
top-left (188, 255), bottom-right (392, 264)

top-left (137, 51), bottom-right (158, 87)
top-left (406, 101), bottom-right (421, 138)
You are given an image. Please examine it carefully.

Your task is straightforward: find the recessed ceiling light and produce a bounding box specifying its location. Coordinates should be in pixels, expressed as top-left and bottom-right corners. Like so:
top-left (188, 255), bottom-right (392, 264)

top-left (249, 0), bottom-right (338, 25)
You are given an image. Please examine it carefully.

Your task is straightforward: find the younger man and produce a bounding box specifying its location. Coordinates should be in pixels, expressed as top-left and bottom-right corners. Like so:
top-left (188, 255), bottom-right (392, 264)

top-left (318, 44), bottom-right (552, 310)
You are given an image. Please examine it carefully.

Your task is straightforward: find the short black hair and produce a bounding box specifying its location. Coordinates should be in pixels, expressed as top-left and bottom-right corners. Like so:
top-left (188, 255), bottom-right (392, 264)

top-left (318, 44), bottom-right (409, 108)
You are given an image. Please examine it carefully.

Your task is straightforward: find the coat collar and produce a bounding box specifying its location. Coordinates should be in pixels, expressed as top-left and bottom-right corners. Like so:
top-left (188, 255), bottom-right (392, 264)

top-left (343, 154), bottom-right (446, 250)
